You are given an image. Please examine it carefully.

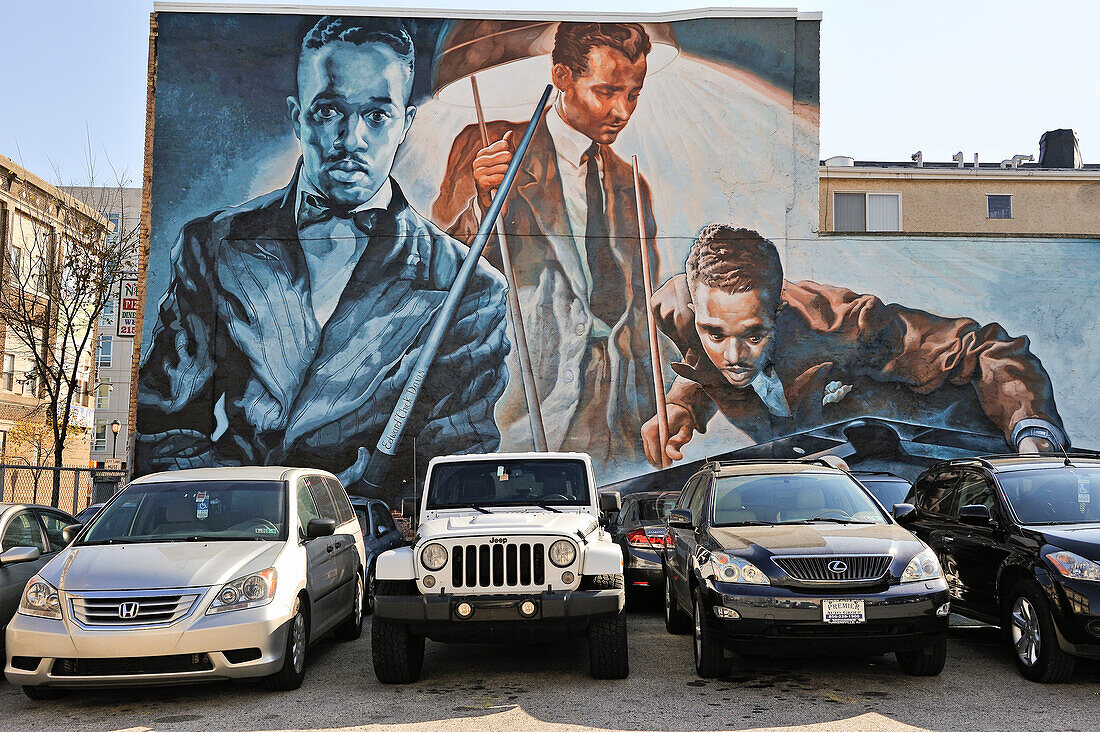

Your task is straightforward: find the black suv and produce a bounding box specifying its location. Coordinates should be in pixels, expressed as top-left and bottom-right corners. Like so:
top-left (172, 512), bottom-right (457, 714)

top-left (903, 454), bottom-right (1100, 682)
top-left (663, 460), bottom-right (949, 678)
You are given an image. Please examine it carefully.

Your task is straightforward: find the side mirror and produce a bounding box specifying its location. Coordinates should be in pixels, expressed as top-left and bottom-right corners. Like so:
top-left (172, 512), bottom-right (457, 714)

top-left (598, 491), bottom-right (622, 515)
top-left (892, 503), bottom-right (917, 525)
top-left (306, 517), bottom-right (336, 538)
top-left (668, 508), bottom-right (693, 529)
top-left (62, 524), bottom-right (84, 544)
top-left (0, 546), bottom-right (41, 566)
top-left (375, 524), bottom-right (387, 538)
top-left (959, 504), bottom-right (993, 525)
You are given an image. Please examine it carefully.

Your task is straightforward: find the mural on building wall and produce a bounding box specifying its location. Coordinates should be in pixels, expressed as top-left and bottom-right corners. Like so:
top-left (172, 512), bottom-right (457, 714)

top-left (140, 10), bottom-right (1089, 501)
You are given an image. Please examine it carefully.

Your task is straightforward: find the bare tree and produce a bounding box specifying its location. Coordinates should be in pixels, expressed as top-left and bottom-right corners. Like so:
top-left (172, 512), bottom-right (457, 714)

top-left (0, 154), bottom-right (139, 506)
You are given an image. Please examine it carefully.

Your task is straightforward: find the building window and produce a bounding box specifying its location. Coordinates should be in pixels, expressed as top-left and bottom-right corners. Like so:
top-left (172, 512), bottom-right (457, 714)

top-left (95, 379), bottom-right (111, 410)
top-left (1, 353), bottom-right (14, 392)
top-left (92, 420), bottom-right (108, 453)
top-left (833, 192), bottom-right (901, 232)
top-left (96, 335), bottom-right (112, 368)
top-left (7, 246), bottom-right (22, 279)
top-left (987, 194), bottom-right (1012, 219)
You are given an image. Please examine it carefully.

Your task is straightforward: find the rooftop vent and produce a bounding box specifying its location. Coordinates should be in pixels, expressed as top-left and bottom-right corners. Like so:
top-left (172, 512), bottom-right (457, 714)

top-left (1039, 129), bottom-right (1082, 169)
top-left (824, 156), bottom-right (855, 167)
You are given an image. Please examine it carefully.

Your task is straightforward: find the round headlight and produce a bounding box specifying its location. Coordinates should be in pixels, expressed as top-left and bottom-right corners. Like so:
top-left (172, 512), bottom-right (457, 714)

top-left (548, 540), bottom-right (576, 567)
top-left (219, 586), bottom-right (240, 605)
top-left (421, 543), bottom-right (448, 571)
top-left (242, 576), bottom-right (268, 601)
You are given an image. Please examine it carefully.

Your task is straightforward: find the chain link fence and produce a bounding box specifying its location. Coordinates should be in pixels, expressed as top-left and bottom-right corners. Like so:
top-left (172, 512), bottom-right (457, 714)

top-left (0, 464), bottom-right (129, 515)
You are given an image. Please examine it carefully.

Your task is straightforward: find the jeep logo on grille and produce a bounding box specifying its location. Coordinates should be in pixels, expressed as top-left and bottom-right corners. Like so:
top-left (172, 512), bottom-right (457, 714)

top-left (827, 560), bottom-right (848, 574)
top-left (488, 537), bottom-right (508, 544)
top-left (118, 601), bottom-right (140, 619)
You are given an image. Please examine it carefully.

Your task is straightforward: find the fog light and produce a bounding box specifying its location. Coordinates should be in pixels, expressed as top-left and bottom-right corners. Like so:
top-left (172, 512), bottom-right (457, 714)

top-left (713, 605), bottom-right (740, 619)
top-left (423, 575), bottom-right (436, 588)
top-left (519, 600), bottom-right (537, 617)
top-left (936, 602), bottom-right (951, 617)
top-left (561, 571), bottom-right (575, 584)
top-left (1086, 619), bottom-right (1100, 637)
top-left (455, 602), bottom-right (473, 618)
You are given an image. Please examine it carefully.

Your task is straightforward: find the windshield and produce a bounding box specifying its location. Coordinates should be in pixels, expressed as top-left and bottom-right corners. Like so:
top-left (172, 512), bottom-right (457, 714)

top-left (713, 472), bottom-right (888, 526)
top-left (856, 478), bottom-right (911, 508)
top-left (638, 496), bottom-right (678, 522)
top-left (81, 480), bottom-right (287, 544)
top-left (999, 467), bottom-right (1100, 524)
top-left (426, 459), bottom-right (590, 509)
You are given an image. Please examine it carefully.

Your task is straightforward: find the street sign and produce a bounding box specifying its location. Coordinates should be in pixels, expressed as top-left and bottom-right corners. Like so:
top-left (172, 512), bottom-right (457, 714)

top-left (104, 459), bottom-right (123, 470)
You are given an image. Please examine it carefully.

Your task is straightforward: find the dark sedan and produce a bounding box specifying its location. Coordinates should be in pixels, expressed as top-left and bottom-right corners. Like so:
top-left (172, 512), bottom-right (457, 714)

top-left (0, 503), bottom-right (77, 645)
top-left (348, 497), bottom-right (407, 614)
top-left (664, 460), bottom-right (949, 678)
top-left (851, 472), bottom-right (912, 510)
top-left (903, 454), bottom-right (1100, 682)
top-left (609, 491), bottom-right (679, 593)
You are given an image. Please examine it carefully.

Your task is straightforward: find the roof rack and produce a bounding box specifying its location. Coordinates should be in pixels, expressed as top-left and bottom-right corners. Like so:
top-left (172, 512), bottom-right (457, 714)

top-left (709, 458), bottom-right (841, 470)
top-left (937, 451), bottom-right (1100, 471)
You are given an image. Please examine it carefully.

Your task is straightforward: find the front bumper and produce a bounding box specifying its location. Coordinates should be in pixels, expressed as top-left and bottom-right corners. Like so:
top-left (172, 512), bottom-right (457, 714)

top-left (1046, 575), bottom-right (1100, 660)
top-left (701, 578), bottom-right (950, 656)
top-left (5, 595), bottom-right (294, 689)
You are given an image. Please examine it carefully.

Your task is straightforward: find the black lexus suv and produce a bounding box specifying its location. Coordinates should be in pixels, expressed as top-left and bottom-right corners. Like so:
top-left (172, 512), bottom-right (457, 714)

top-left (663, 459), bottom-right (949, 678)
top-left (903, 454), bottom-right (1100, 682)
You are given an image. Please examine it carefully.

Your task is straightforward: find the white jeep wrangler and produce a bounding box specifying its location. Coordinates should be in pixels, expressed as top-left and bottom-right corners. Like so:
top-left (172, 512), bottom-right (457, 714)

top-left (371, 452), bottom-right (627, 682)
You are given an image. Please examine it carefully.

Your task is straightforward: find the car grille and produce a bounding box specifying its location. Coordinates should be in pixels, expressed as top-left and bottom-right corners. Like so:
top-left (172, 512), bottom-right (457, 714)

top-left (69, 593), bottom-right (200, 626)
top-left (52, 654), bottom-right (213, 677)
top-left (450, 542), bottom-right (546, 588)
top-left (772, 555), bottom-right (891, 583)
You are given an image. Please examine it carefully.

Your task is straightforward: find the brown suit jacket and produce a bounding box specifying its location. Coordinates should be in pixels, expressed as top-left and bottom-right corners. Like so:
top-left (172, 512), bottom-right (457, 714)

top-left (652, 274), bottom-right (1065, 447)
top-left (434, 113), bottom-right (660, 477)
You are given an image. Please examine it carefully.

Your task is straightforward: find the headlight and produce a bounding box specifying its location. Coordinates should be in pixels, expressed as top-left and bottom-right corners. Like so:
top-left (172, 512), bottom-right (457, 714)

top-left (901, 548), bottom-right (943, 582)
top-left (548, 540), bottom-right (576, 567)
top-left (206, 568), bottom-right (277, 615)
top-left (1046, 549), bottom-right (1100, 582)
top-left (19, 576), bottom-right (61, 620)
top-left (708, 552), bottom-right (769, 585)
top-left (421, 543), bottom-right (448, 571)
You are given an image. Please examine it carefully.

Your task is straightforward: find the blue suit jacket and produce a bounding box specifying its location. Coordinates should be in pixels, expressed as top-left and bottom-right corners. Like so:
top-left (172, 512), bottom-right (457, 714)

top-left (137, 168), bottom-right (510, 501)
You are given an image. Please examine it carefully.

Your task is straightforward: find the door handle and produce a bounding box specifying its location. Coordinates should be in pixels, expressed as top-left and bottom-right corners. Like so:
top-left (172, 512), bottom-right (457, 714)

top-left (326, 544), bottom-right (334, 553)
top-left (334, 541), bottom-right (342, 549)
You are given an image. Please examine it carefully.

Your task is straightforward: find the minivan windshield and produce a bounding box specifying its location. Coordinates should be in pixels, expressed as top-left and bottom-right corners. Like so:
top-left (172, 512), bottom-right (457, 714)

top-left (999, 467), bottom-right (1100, 524)
top-left (427, 459), bottom-right (589, 509)
top-left (80, 480), bottom-right (287, 544)
top-left (713, 472), bottom-right (888, 526)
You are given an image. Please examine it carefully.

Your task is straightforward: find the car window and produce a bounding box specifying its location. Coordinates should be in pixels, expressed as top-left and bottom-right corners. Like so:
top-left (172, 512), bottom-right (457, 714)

top-left (379, 505), bottom-right (398, 532)
top-left (324, 477), bottom-right (356, 526)
top-left (36, 510), bottom-right (73, 552)
top-left (297, 479), bottom-right (321, 532)
top-left (919, 471), bottom-right (961, 517)
top-left (304, 475), bottom-right (337, 522)
top-left (676, 476), bottom-right (701, 512)
top-left (688, 476), bottom-right (710, 524)
top-left (638, 496), bottom-right (677, 522)
top-left (369, 503), bottom-right (392, 535)
top-left (857, 478), bottom-right (911, 508)
top-left (713, 472), bottom-right (889, 525)
top-left (426, 458), bottom-right (590, 508)
top-left (2, 511), bottom-right (46, 552)
top-left (353, 503), bottom-right (370, 535)
top-left (956, 472), bottom-right (996, 512)
top-left (999, 466), bottom-right (1100, 524)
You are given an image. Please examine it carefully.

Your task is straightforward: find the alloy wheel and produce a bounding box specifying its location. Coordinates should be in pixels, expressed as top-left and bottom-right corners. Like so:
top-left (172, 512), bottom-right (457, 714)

top-left (693, 597), bottom-right (703, 661)
top-left (353, 575), bottom-right (364, 625)
top-left (290, 612), bottom-right (307, 674)
top-left (1011, 596), bottom-right (1041, 667)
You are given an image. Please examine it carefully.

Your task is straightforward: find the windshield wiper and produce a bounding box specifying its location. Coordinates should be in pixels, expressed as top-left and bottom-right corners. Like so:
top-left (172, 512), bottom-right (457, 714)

top-left (792, 518), bottom-right (877, 525)
top-left (176, 535), bottom-right (263, 542)
top-left (435, 504), bottom-right (491, 514)
top-left (536, 504), bottom-right (562, 513)
top-left (721, 521), bottom-right (773, 526)
top-left (78, 538), bottom-right (133, 545)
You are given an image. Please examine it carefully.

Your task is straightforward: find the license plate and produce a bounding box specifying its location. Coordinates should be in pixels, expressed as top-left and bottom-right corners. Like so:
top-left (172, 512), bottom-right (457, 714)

top-left (822, 599), bottom-right (865, 624)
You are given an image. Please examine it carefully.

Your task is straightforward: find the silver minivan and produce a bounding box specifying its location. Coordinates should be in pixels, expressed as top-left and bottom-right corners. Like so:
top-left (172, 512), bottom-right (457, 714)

top-left (4, 467), bottom-right (366, 698)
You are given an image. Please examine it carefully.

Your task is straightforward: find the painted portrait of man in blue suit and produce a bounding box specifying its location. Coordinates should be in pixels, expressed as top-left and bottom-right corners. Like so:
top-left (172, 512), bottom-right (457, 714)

top-left (136, 16), bottom-right (510, 500)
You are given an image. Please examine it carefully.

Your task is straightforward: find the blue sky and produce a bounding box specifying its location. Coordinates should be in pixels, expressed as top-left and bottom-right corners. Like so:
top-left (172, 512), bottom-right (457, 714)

top-left (3, 0), bottom-right (1098, 184)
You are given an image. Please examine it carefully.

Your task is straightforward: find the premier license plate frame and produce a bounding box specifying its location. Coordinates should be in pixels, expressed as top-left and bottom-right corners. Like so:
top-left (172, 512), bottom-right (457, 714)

top-left (821, 598), bottom-right (866, 624)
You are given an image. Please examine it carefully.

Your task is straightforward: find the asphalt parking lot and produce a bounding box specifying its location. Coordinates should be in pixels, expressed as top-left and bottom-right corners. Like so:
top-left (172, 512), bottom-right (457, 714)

top-left (2, 598), bottom-right (1097, 732)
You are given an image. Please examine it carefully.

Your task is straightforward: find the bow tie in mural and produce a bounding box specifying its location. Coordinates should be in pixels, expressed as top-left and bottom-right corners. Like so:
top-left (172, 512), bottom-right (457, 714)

top-left (297, 192), bottom-right (382, 234)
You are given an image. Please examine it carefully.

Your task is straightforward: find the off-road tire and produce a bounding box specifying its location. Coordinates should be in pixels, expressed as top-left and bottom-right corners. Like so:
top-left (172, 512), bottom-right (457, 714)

top-left (583, 573), bottom-right (628, 679)
top-left (21, 686), bottom-right (68, 701)
top-left (371, 580), bottom-right (425, 684)
top-left (693, 586), bottom-right (732, 678)
top-left (334, 571), bottom-right (364, 641)
top-left (665, 572), bottom-right (691, 635)
top-left (896, 635), bottom-right (947, 676)
top-left (1004, 580), bottom-right (1076, 683)
top-left (265, 598), bottom-right (309, 691)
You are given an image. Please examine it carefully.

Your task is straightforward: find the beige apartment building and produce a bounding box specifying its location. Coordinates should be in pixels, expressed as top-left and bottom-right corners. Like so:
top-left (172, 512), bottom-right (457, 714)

top-left (820, 130), bottom-right (1100, 236)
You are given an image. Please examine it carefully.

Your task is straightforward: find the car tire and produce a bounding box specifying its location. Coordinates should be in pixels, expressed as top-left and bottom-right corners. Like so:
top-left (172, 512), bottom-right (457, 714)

top-left (587, 574), bottom-right (629, 679)
top-left (895, 635), bottom-right (947, 676)
top-left (334, 571), bottom-right (364, 641)
top-left (371, 580), bottom-right (424, 684)
top-left (264, 598), bottom-right (309, 691)
top-left (363, 563), bottom-right (377, 616)
top-left (21, 686), bottom-right (68, 701)
top-left (1004, 580), bottom-right (1076, 683)
top-left (693, 585), bottom-right (732, 678)
top-left (665, 572), bottom-right (691, 635)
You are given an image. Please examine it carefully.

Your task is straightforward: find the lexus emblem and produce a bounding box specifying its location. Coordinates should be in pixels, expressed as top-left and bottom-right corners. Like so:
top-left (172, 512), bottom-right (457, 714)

top-left (827, 560), bottom-right (848, 574)
top-left (118, 602), bottom-right (140, 619)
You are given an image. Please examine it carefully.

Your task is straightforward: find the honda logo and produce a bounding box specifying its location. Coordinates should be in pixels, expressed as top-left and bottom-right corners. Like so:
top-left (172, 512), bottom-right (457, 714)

top-left (118, 602), bottom-right (140, 619)
top-left (827, 560), bottom-right (848, 574)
